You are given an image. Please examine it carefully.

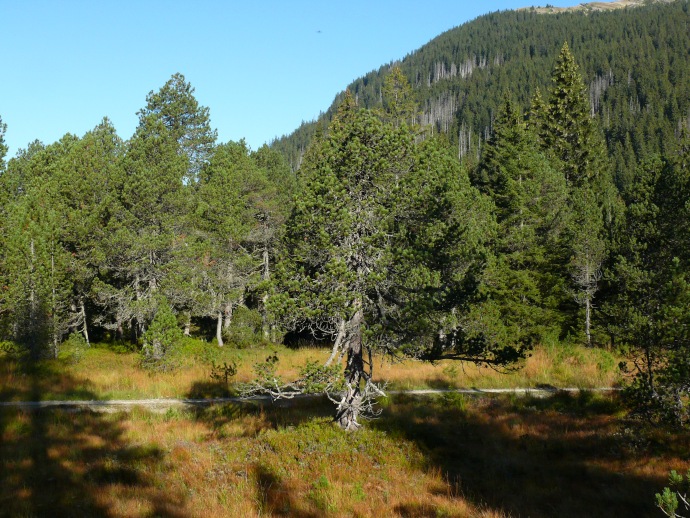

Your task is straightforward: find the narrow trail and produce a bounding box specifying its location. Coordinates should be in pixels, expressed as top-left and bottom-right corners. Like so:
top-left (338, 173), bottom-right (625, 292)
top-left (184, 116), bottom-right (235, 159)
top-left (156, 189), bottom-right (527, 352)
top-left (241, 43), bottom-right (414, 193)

top-left (0, 387), bottom-right (620, 413)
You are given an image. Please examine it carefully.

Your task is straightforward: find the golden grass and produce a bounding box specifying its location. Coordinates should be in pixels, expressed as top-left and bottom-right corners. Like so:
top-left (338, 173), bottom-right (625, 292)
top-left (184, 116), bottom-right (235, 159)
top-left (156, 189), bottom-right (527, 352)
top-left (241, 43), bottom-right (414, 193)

top-left (0, 391), bottom-right (683, 517)
top-left (0, 340), bottom-right (622, 402)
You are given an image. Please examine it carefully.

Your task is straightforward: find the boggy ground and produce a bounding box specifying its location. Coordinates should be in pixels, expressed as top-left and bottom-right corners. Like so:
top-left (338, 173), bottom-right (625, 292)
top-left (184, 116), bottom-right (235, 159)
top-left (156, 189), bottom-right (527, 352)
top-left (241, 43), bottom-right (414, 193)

top-left (0, 358), bottom-right (685, 518)
top-left (0, 340), bottom-right (621, 401)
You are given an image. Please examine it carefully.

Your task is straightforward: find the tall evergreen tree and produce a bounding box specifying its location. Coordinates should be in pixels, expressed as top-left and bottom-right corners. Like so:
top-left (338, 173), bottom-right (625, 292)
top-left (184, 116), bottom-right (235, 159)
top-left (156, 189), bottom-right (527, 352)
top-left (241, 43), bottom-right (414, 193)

top-left (475, 97), bottom-right (569, 345)
top-left (137, 73), bottom-right (217, 183)
top-left (567, 186), bottom-right (607, 346)
top-left (248, 145), bottom-right (297, 340)
top-left (380, 66), bottom-right (419, 128)
top-left (270, 96), bottom-right (519, 430)
top-left (0, 138), bottom-right (75, 357)
top-left (96, 115), bottom-right (187, 341)
top-left (51, 119), bottom-right (123, 345)
top-left (540, 42), bottom-right (601, 188)
top-left (535, 43), bottom-right (618, 345)
top-left (612, 134), bottom-right (690, 426)
top-left (194, 140), bottom-right (260, 346)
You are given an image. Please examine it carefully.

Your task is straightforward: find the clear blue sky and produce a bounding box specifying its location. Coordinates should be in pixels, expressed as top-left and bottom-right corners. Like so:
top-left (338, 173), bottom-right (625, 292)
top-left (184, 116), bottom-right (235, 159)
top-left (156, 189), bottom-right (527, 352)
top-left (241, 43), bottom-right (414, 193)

top-left (0, 0), bottom-right (586, 158)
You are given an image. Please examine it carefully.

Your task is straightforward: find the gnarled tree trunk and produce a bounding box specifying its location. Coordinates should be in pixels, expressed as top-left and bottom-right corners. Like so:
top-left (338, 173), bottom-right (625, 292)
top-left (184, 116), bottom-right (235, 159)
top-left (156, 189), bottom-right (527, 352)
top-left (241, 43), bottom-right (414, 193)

top-left (335, 308), bottom-right (365, 431)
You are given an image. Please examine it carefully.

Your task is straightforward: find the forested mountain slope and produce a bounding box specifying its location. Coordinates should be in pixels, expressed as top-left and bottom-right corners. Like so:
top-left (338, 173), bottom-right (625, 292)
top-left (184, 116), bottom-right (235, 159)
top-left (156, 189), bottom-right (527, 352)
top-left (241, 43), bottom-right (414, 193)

top-left (272, 0), bottom-right (690, 193)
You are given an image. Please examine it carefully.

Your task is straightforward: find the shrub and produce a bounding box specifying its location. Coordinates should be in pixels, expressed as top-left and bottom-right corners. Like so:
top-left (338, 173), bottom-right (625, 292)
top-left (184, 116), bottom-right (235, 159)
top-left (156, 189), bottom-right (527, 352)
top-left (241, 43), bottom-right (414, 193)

top-left (59, 332), bottom-right (88, 364)
top-left (140, 298), bottom-right (183, 371)
top-left (224, 306), bottom-right (265, 348)
top-left (656, 469), bottom-right (690, 517)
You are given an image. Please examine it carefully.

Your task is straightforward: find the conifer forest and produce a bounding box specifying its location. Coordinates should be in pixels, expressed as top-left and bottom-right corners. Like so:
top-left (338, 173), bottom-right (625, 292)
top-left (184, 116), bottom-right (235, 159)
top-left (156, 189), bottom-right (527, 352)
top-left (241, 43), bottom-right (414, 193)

top-left (2, 1), bottom-right (690, 516)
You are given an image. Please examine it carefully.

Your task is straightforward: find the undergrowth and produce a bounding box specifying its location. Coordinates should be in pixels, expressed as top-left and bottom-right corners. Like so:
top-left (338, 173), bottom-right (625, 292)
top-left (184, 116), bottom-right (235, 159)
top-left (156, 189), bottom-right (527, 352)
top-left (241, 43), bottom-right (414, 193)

top-left (0, 392), bottom-right (683, 517)
top-left (0, 338), bottom-right (622, 401)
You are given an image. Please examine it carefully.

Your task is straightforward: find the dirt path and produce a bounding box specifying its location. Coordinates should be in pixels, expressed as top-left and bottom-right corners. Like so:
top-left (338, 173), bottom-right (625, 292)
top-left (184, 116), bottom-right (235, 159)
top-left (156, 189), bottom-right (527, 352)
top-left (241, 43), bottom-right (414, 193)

top-left (0, 387), bottom-right (619, 412)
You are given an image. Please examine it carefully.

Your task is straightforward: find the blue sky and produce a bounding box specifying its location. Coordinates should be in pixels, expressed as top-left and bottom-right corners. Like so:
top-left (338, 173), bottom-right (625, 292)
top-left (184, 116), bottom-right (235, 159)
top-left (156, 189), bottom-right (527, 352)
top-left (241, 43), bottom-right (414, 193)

top-left (0, 0), bottom-right (586, 158)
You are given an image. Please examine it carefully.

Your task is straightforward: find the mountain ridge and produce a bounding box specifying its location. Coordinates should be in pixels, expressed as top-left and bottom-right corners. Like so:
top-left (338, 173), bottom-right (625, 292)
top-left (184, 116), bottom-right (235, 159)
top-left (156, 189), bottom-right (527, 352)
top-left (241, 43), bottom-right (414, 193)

top-left (522, 0), bottom-right (676, 14)
top-left (271, 0), bottom-right (689, 178)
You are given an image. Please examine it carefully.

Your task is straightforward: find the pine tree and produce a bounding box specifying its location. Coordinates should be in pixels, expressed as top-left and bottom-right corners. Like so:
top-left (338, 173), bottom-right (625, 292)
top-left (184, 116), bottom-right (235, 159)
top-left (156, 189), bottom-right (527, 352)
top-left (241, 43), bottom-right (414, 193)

top-left (612, 134), bottom-right (690, 426)
top-left (249, 145), bottom-right (297, 340)
top-left (140, 296), bottom-right (183, 370)
top-left (270, 96), bottom-right (518, 429)
top-left (1, 137), bottom-right (75, 358)
top-left (536, 43), bottom-right (620, 345)
top-left (380, 66), bottom-right (419, 127)
top-left (51, 119), bottom-right (123, 346)
top-left (96, 115), bottom-right (187, 342)
top-left (194, 140), bottom-right (261, 346)
top-left (137, 73), bottom-right (217, 184)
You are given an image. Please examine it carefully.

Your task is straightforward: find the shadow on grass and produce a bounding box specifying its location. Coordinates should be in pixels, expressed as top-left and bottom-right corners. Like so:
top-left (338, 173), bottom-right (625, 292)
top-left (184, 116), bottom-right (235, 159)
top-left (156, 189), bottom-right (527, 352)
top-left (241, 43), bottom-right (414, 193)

top-left (187, 379), bottom-right (235, 398)
top-left (186, 389), bottom-right (339, 515)
top-left (254, 464), bottom-right (321, 517)
top-left (187, 385), bottom-right (336, 435)
top-left (372, 390), bottom-right (682, 518)
top-left (0, 356), bottom-right (186, 517)
top-left (0, 355), bottom-right (97, 401)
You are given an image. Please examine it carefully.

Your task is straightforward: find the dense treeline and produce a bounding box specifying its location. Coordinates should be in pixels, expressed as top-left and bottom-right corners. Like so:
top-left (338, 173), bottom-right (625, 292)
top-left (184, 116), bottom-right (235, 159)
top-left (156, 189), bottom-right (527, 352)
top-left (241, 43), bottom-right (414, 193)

top-left (272, 0), bottom-right (690, 186)
top-left (1, 3), bottom-right (690, 429)
top-left (0, 74), bottom-right (296, 366)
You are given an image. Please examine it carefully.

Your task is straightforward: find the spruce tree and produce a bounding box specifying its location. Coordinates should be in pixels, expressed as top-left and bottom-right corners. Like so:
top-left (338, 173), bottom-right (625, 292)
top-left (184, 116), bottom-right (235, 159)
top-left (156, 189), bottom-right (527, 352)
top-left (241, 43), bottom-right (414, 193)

top-left (541, 42), bottom-right (601, 188)
top-left (475, 97), bottom-right (569, 345)
top-left (536, 43), bottom-right (619, 345)
top-left (380, 66), bottom-right (418, 127)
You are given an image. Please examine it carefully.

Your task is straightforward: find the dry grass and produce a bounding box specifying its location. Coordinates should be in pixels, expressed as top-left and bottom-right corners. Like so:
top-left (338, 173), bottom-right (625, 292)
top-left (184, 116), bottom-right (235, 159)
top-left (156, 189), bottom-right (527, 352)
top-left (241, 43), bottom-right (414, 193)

top-left (0, 340), bottom-right (621, 402)
top-left (0, 386), bottom-right (684, 517)
top-left (0, 341), bottom-right (671, 516)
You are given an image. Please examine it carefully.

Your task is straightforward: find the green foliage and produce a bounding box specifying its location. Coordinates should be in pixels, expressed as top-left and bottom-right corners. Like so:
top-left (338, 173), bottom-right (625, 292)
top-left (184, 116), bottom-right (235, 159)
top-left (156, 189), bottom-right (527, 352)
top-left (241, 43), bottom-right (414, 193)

top-left (250, 351), bottom-right (282, 388)
top-left (298, 360), bottom-right (344, 394)
top-left (209, 360), bottom-right (238, 389)
top-left (540, 42), bottom-right (602, 188)
top-left (0, 115), bottom-right (7, 171)
top-left (380, 65), bottom-right (419, 127)
top-left (656, 469), bottom-right (690, 517)
top-left (59, 332), bottom-right (88, 365)
top-left (611, 133), bottom-right (690, 427)
top-left (3, 3), bottom-right (690, 440)
top-left (137, 72), bottom-right (217, 183)
top-left (224, 306), bottom-right (264, 348)
top-left (475, 97), bottom-right (569, 345)
top-left (140, 298), bottom-right (183, 371)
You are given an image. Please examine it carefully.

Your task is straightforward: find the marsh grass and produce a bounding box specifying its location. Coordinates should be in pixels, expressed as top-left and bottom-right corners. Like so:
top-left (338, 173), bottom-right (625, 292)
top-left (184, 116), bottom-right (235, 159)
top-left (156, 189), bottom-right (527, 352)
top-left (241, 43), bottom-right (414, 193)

top-left (0, 390), bottom-right (684, 517)
top-left (0, 339), bottom-right (622, 402)
top-left (0, 341), bottom-right (673, 516)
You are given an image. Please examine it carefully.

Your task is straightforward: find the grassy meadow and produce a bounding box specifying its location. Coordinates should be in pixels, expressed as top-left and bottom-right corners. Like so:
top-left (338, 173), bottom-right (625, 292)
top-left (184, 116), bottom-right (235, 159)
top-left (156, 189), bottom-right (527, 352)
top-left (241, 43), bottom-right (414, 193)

top-left (0, 341), bottom-right (685, 517)
top-left (0, 339), bottom-right (621, 401)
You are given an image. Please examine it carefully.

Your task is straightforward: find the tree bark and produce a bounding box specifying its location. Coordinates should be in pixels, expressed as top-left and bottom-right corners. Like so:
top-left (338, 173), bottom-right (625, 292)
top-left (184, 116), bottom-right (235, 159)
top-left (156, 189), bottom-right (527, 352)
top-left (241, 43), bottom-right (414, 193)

top-left (223, 303), bottom-right (233, 332)
top-left (335, 308), bottom-right (365, 431)
top-left (80, 298), bottom-right (90, 347)
top-left (325, 318), bottom-right (346, 367)
top-left (183, 311), bottom-right (191, 337)
top-left (261, 245), bottom-right (271, 340)
top-left (216, 310), bottom-right (224, 347)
